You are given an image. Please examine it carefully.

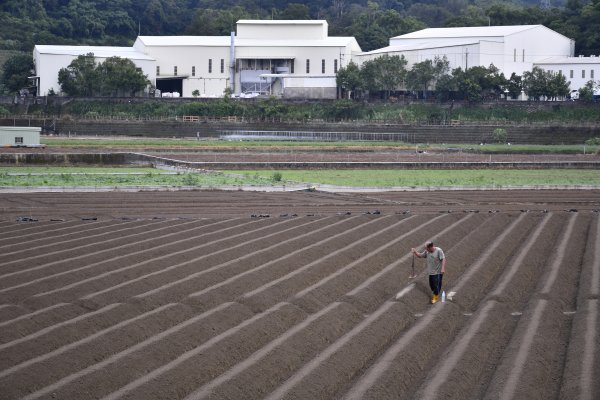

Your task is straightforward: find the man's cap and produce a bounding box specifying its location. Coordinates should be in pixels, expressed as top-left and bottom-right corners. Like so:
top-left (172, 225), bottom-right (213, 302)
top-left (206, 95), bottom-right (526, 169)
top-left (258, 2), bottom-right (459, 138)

top-left (426, 240), bottom-right (434, 247)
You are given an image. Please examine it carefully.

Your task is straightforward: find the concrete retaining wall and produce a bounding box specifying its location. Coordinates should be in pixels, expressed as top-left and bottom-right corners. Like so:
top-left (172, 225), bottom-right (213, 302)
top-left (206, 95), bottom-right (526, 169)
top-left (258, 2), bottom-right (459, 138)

top-left (1, 117), bottom-right (599, 145)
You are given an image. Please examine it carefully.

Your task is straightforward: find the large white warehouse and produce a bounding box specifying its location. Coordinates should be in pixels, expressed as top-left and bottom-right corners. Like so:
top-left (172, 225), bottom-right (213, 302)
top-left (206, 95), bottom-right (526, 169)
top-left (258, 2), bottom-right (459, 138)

top-left (133, 20), bottom-right (361, 98)
top-left (359, 25), bottom-right (575, 78)
top-left (33, 45), bottom-right (156, 97)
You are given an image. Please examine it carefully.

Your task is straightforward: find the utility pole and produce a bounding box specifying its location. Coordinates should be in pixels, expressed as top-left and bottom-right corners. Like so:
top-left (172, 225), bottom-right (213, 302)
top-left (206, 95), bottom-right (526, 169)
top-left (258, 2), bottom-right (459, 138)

top-left (465, 48), bottom-right (469, 70)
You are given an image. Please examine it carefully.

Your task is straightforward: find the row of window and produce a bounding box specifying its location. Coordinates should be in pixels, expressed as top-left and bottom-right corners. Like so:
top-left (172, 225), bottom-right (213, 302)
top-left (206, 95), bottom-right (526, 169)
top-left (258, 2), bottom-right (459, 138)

top-left (157, 59), bottom-right (340, 76)
top-left (552, 69), bottom-right (596, 79)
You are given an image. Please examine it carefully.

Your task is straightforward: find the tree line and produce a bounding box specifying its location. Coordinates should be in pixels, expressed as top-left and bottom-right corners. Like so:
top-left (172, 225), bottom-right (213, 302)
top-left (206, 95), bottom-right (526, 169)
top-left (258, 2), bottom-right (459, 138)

top-left (337, 55), bottom-right (576, 102)
top-left (1, 1), bottom-right (599, 55)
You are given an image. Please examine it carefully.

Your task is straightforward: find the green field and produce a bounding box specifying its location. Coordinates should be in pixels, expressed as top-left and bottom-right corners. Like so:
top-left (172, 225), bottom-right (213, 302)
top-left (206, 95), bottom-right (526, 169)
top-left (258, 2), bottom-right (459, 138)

top-left (40, 137), bottom-right (600, 154)
top-left (226, 169), bottom-right (600, 187)
top-left (0, 167), bottom-right (274, 187)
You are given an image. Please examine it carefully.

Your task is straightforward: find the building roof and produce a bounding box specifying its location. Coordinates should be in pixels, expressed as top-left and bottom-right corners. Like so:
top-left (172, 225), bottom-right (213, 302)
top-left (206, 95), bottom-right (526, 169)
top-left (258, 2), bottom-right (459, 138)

top-left (392, 25), bottom-right (541, 40)
top-left (135, 36), bottom-right (357, 48)
top-left (34, 45), bottom-right (155, 61)
top-left (535, 56), bottom-right (600, 65)
top-left (237, 20), bottom-right (327, 26)
top-left (360, 39), bottom-right (481, 55)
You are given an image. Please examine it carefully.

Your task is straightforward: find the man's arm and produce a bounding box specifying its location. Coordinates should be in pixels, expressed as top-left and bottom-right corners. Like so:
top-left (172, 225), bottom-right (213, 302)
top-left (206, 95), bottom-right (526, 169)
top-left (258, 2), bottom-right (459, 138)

top-left (441, 256), bottom-right (446, 274)
top-left (411, 248), bottom-right (422, 258)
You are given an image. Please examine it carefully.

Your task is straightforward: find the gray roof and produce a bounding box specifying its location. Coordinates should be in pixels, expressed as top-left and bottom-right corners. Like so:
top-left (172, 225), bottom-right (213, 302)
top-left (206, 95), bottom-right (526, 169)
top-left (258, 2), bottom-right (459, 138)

top-left (535, 56), bottom-right (600, 65)
top-left (135, 36), bottom-right (358, 48)
top-left (361, 39), bottom-right (481, 55)
top-left (34, 45), bottom-right (155, 61)
top-left (392, 25), bottom-right (541, 40)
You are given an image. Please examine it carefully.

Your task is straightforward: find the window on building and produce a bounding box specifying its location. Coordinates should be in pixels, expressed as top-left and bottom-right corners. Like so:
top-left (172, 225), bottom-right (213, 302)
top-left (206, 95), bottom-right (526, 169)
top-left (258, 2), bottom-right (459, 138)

top-left (221, 59), bottom-right (225, 73)
top-left (174, 66), bottom-right (177, 76)
top-left (570, 70), bottom-right (573, 78)
top-left (582, 69), bottom-right (586, 78)
top-left (209, 59), bottom-right (212, 73)
top-left (522, 49), bottom-right (525, 62)
top-left (15, 137), bottom-right (23, 144)
top-left (322, 59), bottom-right (326, 74)
top-left (592, 69), bottom-right (595, 79)
top-left (290, 60), bottom-right (294, 74)
top-left (306, 59), bottom-right (310, 74)
top-left (334, 59), bottom-right (338, 73)
top-left (156, 66), bottom-right (160, 76)
top-left (192, 66), bottom-right (195, 77)
top-left (558, 69), bottom-right (562, 76)
top-left (514, 49), bottom-right (516, 62)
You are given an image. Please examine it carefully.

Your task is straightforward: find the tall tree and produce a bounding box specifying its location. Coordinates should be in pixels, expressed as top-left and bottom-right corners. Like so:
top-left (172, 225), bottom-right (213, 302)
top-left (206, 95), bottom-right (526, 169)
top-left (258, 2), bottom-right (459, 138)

top-left (336, 60), bottom-right (362, 98)
top-left (361, 54), bottom-right (407, 98)
top-left (1, 53), bottom-right (34, 94)
top-left (58, 53), bottom-right (100, 96)
top-left (97, 56), bottom-right (149, 96)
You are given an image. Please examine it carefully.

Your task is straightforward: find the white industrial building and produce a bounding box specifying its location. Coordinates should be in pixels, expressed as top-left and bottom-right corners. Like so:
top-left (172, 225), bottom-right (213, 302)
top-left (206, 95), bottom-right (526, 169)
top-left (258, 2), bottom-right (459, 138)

top-left (133, 20), bottom-right (360, 98)
top-left (33, 20), bottom-right (361, 99)
top-left (33, 45), bottom-right (156, 97)
top-left (359, 25), bottom-right (575, 80)
top-left (533, 56), bottom-right (600, 93)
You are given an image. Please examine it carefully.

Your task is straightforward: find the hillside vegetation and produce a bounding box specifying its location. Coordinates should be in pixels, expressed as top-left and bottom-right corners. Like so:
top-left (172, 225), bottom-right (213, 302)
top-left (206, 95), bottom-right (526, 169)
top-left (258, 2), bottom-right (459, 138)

top-left (1, 0), bottom-right (598, 55)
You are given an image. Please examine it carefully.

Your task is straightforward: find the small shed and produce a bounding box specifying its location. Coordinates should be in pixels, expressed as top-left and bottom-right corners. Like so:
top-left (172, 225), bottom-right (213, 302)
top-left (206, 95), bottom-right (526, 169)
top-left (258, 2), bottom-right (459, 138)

top-left (0, 126), bottom-right (42, 147)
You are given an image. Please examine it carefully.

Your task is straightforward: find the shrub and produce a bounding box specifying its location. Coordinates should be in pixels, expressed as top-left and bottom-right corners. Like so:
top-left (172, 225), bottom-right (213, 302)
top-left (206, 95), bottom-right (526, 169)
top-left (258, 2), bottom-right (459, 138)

top-left (492, 128), bottom-right (507, 143)
top-left (585, 137), bottom-right (600, 145)
top-left (272, 171), bottom-right (282, 182)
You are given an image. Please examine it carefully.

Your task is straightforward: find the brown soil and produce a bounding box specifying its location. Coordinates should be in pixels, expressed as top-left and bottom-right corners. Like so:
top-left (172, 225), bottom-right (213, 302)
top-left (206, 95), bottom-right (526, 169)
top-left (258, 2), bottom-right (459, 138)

top-left (0, 190), bottom-right (599, 399)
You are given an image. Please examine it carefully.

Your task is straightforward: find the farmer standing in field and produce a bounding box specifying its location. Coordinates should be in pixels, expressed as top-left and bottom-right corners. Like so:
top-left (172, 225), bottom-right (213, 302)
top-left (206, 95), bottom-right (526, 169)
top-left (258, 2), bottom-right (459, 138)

top-left (412, 241), bottom-right (446, 304)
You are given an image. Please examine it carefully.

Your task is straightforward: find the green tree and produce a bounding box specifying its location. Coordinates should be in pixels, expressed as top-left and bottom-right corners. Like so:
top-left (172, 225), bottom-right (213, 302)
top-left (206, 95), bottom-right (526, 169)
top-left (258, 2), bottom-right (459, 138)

top-left (361, 54), bottom-right (407, 99)
top-left (505, 72), bottom-right (523, 99)
top-left (279, 3), bottom-right (310, 20)
top-left (405, 56), bottom-right (450, 99)
top-left (577, 80), bottom-right (599, 102)
top-left (58, 53), bottom-right (100, 96)
top-left (97, 56), bottom-right (149, 96)
top-left (336, 61), bottom-right (362, 99)
top-left (1, 53), bottom-right (33, 94)
top-left (522, 66), bottom-right (570, 100)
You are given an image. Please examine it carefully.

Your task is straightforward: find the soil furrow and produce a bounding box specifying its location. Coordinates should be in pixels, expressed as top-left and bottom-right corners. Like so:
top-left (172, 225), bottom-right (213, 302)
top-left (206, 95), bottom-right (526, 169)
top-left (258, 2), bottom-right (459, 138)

top-left (17, 302), bottom-right (239, 400)
top-left (27, 217), bottom-right (293, 301)
top-left (80, 216), bottom-right (335, 303)
top-left (239, 215), bottom-right (425, 312)
top-left (0, 303), bottom-right (122, 350)
top-left (132, 216), bottom-right (369, 302)
top-left (0, 218), bottom-right (255, 302)
top-left (0, 220), bottom-right (112, 249)
top-left (183, 215), bottom-right (401, 310)
top-left (0, 218), bottom-right (205, 280)
top-left (0, 219), bottom-right (174, 267)
top-left (482, 213), bottom-right (589, 400)
top-left (98, 302), bottom-right (302, 400)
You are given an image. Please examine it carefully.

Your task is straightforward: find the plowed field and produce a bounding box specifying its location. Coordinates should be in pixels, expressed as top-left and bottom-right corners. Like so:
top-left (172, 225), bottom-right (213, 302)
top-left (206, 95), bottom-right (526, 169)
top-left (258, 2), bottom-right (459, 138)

top-left (1, 190), bottom-right (599, 399)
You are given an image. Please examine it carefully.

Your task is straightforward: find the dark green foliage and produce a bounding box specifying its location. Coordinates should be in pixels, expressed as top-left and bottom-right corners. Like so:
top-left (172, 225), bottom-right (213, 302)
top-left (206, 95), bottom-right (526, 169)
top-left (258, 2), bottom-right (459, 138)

top-left (58, 53), bottom-right (149, 97)
top-left (0, 53), bottom-right (33, 94)
top-left (0, 0), bottom-right (596, 57)
top-left (522, 66), bottom-right (570, 100)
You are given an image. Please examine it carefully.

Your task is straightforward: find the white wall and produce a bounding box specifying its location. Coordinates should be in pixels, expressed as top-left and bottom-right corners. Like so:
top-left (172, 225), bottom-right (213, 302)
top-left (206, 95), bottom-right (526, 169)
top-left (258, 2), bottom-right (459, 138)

top-left (237, 21), bottom-right (327, 40)
top-left (0, 127), bottom-right (41, 146)
top-left (34, 49), bottom-right (155, 96)
top-left (535, 58), bottom-right (600, 91)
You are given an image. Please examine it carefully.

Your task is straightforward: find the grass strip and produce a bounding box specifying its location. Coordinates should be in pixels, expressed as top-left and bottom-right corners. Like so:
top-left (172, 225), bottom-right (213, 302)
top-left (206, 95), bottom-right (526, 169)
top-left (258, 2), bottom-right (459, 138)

top-left (41, 137), bottom-right (599, 154)
top-left (225, 169), bottom-right (600, 187)
top-left (0, 167), bottom-right (274, 187)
